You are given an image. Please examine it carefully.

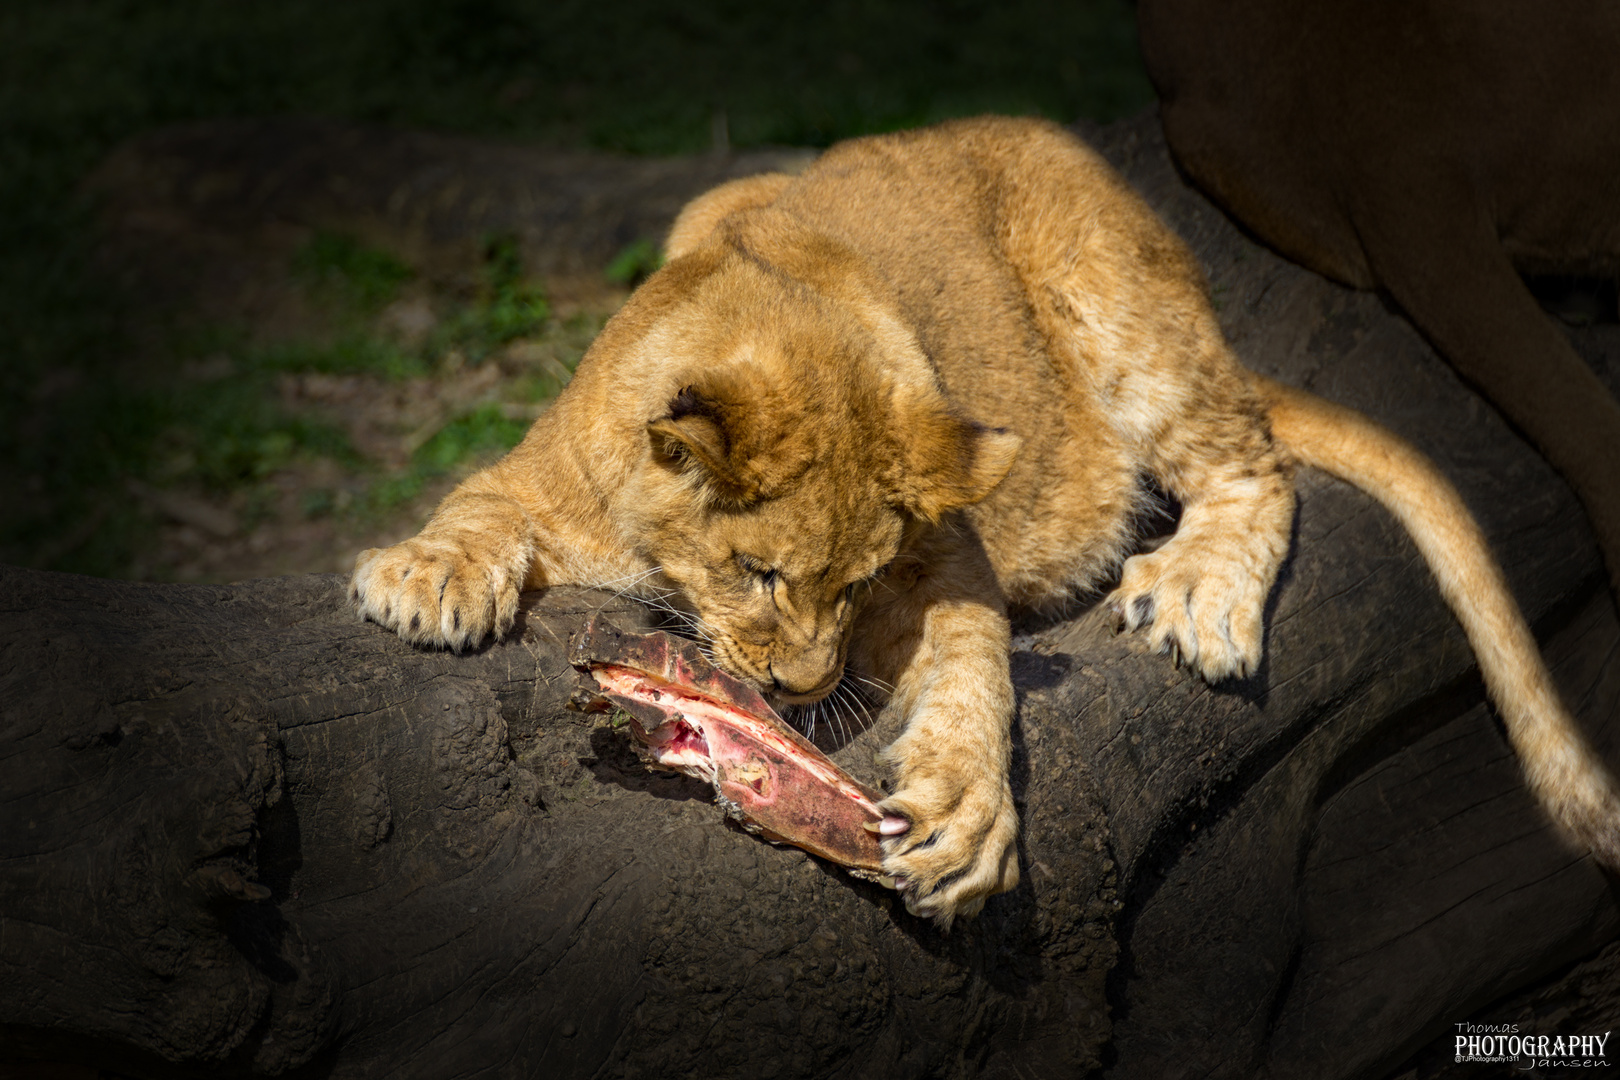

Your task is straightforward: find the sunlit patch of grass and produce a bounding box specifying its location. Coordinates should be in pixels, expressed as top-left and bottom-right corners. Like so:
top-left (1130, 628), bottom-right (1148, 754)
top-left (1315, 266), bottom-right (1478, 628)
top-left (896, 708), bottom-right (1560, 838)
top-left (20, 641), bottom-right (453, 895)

top-left (364, 403), bottom-right (533, 514)
top-left (293, 231), bottom-right (416, 315)
top-left (2, 226), bottom-right (576, 578)
top-left (415, 404), bottom-right (531, 471)
top-left (432, 235), bottom-right (551, 363)
top-left (157, 235), bottom-right (567, 537)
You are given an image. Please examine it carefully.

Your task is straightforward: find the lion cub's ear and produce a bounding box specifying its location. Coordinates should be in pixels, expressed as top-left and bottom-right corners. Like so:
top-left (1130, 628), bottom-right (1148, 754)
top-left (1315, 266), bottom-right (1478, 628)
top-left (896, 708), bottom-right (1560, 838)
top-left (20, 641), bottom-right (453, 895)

top-left (647, 381), bottom-right (812, 505)
top-left (889, 396), bottom-right (1022, 522)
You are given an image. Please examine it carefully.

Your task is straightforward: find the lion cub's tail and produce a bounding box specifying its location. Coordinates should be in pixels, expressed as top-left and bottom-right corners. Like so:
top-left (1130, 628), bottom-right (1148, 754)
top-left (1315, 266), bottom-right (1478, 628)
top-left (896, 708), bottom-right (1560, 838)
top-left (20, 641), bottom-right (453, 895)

top-left (1255, 373), bottom-right (1620, 868)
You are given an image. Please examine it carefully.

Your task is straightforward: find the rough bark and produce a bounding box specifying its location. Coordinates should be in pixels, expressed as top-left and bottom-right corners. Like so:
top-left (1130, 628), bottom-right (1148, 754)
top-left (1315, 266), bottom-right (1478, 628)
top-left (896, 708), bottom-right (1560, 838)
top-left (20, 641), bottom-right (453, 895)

top-left (3, 113), bottom-right (1618, 1080)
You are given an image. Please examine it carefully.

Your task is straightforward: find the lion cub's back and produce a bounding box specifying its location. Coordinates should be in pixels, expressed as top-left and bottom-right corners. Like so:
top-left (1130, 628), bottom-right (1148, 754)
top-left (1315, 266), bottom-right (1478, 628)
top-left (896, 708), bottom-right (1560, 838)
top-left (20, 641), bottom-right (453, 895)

top-left (770, 119), bottom-right (1061, 405)
top-left (776, 118), bottom-right (1154, 600)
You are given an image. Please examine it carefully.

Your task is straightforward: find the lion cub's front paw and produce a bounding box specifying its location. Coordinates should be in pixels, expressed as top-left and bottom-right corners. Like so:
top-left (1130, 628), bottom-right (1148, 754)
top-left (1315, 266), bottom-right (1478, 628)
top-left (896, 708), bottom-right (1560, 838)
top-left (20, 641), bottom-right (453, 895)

top-left (875, 746), bottom-right (1020, 929)
top-left (1107, 541), bottom-right (1267, 681)
top-left (350, 535), bottom-right (521, 651)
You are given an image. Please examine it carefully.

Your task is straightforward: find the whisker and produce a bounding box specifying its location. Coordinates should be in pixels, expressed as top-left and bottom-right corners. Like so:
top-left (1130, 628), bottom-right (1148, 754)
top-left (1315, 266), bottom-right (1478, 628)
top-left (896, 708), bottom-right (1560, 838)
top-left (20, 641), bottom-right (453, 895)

top-left (799, 701), bottom-right (818, 742)
top-left (593, 565), bottom-right (667, 602)
top-left (591, 567), bottom-right (650, 590)
top-left (629, 589), bottom-right (715, 644)
top-left (614, 568), bottom-right (664, 589)
top-left (847, 681), bottom-right (870, 716)
top-left (848, 670), bottom-right (894, 697)
top-left (590, 567), bottom-right (711, 635)
top-left (829, 690), bottom-right (850, 744)
top-left (842, 689), bottom-right (868, 738)
top-left (824, 681), bottom-right (864, 745)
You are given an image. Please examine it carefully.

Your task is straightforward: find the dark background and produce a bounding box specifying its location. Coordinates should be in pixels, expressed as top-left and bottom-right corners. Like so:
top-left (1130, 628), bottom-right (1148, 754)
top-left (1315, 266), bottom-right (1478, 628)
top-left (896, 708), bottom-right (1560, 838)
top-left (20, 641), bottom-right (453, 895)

top-left (0, 0), bottom-right (1151, 584)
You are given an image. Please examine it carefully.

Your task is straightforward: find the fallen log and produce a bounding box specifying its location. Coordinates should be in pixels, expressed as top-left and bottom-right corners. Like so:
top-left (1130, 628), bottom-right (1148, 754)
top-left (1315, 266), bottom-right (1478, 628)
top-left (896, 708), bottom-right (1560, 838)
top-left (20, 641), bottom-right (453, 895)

top-left (2, 113), bottom-right (1617, 1079)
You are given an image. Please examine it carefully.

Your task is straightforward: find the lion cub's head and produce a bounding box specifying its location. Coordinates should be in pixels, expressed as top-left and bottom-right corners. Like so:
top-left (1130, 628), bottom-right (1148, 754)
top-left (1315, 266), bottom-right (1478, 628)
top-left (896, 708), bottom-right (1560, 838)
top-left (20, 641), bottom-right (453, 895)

top-left (612, 211), bottom-right (1020, 704)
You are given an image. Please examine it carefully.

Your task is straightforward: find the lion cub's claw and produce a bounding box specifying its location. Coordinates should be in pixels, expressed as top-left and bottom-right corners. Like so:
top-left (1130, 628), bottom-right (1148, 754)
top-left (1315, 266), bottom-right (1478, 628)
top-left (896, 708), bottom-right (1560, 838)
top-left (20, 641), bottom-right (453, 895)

top-left (876, 781), bottom-right (1019, 929)
top-left (351, 538), bottom-right (519, 651)
top-left (1109, 546), bottom-right (1266, 683)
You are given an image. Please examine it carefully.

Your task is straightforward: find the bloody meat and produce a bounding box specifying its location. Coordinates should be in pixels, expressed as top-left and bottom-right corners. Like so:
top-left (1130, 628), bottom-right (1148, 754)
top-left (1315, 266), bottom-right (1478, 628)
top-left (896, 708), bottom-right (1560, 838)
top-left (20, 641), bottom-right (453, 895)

top-left (569, 614), bottom-right (888, 880)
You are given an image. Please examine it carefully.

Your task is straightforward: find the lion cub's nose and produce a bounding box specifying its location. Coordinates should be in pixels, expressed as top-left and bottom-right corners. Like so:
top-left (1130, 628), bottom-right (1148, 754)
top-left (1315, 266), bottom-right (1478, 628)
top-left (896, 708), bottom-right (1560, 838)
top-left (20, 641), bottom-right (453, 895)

top-left (769, 654), bottom-right (841, 699)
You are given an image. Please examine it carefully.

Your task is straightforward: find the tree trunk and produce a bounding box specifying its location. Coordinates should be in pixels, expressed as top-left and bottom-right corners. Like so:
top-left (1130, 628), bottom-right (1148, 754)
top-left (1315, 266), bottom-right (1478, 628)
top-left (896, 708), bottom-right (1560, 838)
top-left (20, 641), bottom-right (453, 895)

top-left (3, 113), bottom-right (1617, 1080)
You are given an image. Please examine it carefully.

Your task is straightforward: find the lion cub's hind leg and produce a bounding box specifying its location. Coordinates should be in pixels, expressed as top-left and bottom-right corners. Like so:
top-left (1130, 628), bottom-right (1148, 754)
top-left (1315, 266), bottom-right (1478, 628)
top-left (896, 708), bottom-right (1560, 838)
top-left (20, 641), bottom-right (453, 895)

top-left (992, 121), bottom-right (1295, 682)
top-left (1108, 421), bottom-right (1295, 681)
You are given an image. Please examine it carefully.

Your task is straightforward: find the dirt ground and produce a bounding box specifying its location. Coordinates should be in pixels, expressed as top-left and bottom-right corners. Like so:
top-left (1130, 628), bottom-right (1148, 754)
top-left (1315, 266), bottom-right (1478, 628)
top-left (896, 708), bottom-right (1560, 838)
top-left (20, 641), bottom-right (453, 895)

top-left (31, 119), bottom-right (823, 589)
top-left (129, 290), bottom-right (622, 586)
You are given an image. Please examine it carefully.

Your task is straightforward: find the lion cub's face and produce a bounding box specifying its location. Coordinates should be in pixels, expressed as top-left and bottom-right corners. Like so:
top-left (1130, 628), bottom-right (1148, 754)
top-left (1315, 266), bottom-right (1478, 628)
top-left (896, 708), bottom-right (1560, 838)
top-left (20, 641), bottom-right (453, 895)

top-left (651, 479), bottom-right (904, 702)
top-left (620, 226), bottom-right (1020, 704)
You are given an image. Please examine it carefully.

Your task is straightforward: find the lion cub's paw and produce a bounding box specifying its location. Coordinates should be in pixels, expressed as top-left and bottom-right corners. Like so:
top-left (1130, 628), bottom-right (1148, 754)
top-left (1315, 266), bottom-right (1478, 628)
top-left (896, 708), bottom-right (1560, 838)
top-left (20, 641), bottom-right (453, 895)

top-left (875, 751), bottom-right (1020, 929)
top-left (1107, 543), bottom-right (1266, 682)
top-left (350, 536), bottom-right (520, 651)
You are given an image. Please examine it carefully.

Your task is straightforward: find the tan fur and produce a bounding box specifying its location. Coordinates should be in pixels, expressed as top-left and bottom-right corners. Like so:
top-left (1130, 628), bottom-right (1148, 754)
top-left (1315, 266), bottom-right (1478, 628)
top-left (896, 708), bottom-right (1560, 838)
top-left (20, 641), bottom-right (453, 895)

top-left (1257, 377), bottom-right (1620, 867)
top-left (351, 116), bottom-right (1620, 925)
top-left (664, 172), bottom-right (796, 261)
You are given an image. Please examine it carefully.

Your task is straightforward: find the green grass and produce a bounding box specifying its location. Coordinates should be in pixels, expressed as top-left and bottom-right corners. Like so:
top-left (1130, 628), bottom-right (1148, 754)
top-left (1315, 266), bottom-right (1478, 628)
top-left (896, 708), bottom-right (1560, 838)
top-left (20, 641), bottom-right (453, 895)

top-left (2, 229), bottom-right (563, 576)
top-left (435, 236), bottom-right (553, 363)
top-left (293, 232), bottom-right (417, 315)
top-left (366, 403), bottom-right (535, 514)
top-left (0, 0), bottom-right (1151, 579)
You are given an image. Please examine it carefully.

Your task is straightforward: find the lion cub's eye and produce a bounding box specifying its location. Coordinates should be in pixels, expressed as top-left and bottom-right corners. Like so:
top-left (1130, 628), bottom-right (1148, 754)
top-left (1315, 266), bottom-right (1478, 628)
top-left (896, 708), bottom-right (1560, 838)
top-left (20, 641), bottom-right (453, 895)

top-left (839, 561), bottom-right (894, 611)
top-left (860, 561), bottom-right (897, 590)
top-left (736, 554), bottom-right (779, 589)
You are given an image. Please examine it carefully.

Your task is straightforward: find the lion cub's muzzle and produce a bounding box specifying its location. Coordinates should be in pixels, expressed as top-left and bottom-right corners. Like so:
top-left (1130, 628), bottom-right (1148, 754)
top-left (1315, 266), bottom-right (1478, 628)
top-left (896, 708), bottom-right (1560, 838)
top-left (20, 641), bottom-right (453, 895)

top-left (760, 638), bottom-right (846, 703)
top-left (770, 663), bottom-right (844, 705)
top-left (710, 628), bottom-right (845, 704)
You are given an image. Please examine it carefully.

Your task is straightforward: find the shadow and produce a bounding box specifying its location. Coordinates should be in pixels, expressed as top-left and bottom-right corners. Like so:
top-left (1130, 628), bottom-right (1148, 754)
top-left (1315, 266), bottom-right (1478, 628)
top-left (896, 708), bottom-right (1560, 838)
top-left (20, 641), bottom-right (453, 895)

top-left (225, 903), bottom-right (300, 984)
top-left (255, 784), bottom-right (304, 903)
top-left (222, 777), bottom-right (306, 984)
top-left (216, 792), bottom-right (340, 1080)
top-left (800, 704), bottom-right (1049, 1003)
top-left (0, 1022), bottom-right (339, 1080)
top-left (582, 725), bottom-right (711, 802)
top-left (781, 670), bottom-right (887, 755)
top-left (1197, 508), bottom-right (1301, 712)
top-left (194, 781), bottom-right (307, 985)
top-left (976, 698), bottom-right (1047, 998)
top-left (1009, 648), bottom-right (1074, 691)
top-left (1525, 272), bottom-right (1620, 327)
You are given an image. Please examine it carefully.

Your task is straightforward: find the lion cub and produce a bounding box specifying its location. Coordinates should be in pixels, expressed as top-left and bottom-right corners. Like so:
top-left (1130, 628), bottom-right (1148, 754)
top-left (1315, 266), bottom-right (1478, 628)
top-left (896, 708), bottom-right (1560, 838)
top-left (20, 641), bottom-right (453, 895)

top-left (352, 116), bottom-right (1620, 925)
